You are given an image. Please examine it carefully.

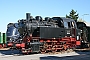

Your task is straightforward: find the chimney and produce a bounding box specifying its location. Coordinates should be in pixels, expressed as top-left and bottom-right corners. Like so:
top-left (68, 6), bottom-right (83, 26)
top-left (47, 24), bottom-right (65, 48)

top-left (26, 13), bottom-right (31, 20)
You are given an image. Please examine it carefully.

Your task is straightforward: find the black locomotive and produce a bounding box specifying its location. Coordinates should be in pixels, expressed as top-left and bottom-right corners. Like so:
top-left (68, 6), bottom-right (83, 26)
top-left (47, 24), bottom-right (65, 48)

top-left (6, 23), bottom-right (19, 43)
top-left (18, 13), bottom-right (81, 39)
top-left (7, 13), bottom-right (88, 54)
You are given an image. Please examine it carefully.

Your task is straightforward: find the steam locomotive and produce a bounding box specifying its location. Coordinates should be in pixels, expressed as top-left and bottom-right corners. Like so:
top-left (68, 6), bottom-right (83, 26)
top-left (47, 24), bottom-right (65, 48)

top-left (6, 23), bottom-right (20, 45)
top-left (6, 13), bottom-right (89, 54)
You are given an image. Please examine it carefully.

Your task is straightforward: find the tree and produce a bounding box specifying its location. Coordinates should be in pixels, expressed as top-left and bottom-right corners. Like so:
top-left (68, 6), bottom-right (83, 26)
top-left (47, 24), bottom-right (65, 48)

top-left (77, 18), bottom-right (86, 22)
top-left (66, 9), bottom-right (79, 22)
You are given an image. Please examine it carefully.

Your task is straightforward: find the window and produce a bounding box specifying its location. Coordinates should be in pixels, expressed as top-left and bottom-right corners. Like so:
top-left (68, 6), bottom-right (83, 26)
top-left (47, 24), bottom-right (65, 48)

top-left (6, 26), bottom-right (15, 36)
top-left (64, 22), bottom-right (68, 28)
top-left (68, 22), bottom-right (71, 28)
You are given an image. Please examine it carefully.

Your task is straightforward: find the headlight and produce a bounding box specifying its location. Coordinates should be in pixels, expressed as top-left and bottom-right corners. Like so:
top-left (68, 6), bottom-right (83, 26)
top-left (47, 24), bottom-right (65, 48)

top-left (82, 40), bottom-right (83, 42)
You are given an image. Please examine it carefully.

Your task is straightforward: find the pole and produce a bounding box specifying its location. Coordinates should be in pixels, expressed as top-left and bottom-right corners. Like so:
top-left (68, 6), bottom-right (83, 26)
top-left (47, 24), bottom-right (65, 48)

top-left (82, 14), bottom-right (89, 20)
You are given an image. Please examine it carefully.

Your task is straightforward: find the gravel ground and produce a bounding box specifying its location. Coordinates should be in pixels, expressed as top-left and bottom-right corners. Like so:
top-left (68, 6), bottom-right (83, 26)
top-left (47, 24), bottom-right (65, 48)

top-left (0, 49), bottom-right (90, 60)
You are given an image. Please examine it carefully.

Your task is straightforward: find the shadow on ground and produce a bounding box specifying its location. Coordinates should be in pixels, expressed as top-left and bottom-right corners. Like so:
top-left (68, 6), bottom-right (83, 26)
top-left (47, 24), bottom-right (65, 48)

top-left (0, 48), bottom-right (90, 60)
top-left (40, 51), bottom-right (90, 60)
top-left (0, 49), bottom-right (39, 56)
top-left (40, 54), bottom-right (90, 60)
top-left (0, 49), bottom-right (22, 55)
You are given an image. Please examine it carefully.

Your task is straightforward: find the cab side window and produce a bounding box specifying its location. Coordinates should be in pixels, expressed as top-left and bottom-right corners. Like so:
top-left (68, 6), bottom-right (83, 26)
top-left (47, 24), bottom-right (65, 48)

top-left (68, 22), bottom-right (71, 28)
top-left (64, 21), bottom-right (75, 28)
top-left (64, 22), bottom-right (68, 28)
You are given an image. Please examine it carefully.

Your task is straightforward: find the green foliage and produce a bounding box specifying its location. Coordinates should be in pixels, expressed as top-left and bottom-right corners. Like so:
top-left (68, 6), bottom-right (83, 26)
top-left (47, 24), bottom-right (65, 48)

top-left (66, 9), bottom-right (79, 22)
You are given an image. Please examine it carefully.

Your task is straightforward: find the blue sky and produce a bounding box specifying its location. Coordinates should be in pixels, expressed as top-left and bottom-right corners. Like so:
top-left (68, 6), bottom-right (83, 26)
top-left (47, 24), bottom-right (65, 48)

top-left (0, 0), bottom-right (90, 33)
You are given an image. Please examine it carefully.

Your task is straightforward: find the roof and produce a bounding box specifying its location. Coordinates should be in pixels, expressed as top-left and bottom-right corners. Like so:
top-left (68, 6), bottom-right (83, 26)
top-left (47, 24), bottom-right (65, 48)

top-left (60, 17), bottom-right (75, 22)
top-left (84, 22), bottom-right (90, 26)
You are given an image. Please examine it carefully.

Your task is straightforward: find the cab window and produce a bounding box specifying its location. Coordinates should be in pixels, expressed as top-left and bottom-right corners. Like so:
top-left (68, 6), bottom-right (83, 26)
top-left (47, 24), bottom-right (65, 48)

top-left (64, 22), bottom-right (68, 28)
